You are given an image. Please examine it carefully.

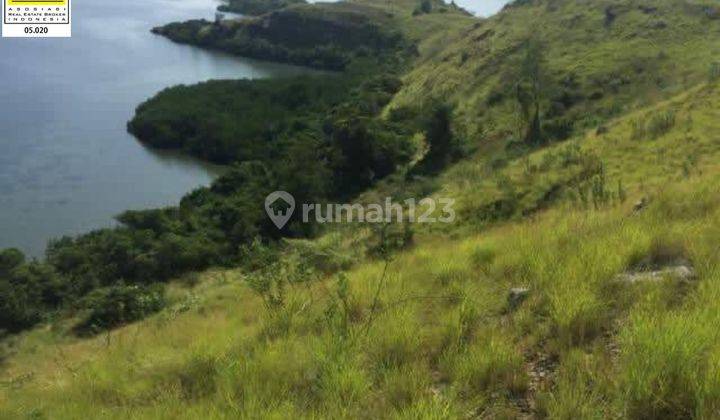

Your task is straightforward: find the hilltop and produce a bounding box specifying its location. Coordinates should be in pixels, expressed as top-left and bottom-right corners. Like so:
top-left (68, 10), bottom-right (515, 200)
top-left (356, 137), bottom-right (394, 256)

top-left (3, 0), bottom-right (720, 418)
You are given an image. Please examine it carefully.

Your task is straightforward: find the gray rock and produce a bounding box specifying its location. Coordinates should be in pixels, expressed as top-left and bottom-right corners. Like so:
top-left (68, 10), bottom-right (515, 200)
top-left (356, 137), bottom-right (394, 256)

top-left (615, 265), bottom-right (697, 284)
top-left (508, 288), bottom-right (531, 309)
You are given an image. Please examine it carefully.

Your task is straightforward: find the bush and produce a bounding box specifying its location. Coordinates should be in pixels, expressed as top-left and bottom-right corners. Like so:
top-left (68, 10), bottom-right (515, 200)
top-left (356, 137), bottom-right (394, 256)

top-left (368, 222), bottom-right (414, 258)
top-left (413, 0), bottom-right (432, 15)
top-left (709, 62), bottom-right (720, 82)
top-left (543, 117), bottom-right (574, 141)
top-left (76, 284), bottom-right (166, 334)
top-left (414, 102), bottom-right (458, 174)
top-left (631, 111), bottom-right (676, 140)
top-left (647, 111), bottom-right (676, 139)
top-left (0, 252), bottom-right (63, 333)
top-left (0, 248), bottom-right (25, 274)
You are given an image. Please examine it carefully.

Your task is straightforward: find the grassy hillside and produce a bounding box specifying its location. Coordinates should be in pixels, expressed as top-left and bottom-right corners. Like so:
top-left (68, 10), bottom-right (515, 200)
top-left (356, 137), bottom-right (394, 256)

top-left (4, 80), bottom-right (720, 417)
top-left (392, 0), bottom-right (720, 144)
top-left (4, 0), bottom-right (720, 418)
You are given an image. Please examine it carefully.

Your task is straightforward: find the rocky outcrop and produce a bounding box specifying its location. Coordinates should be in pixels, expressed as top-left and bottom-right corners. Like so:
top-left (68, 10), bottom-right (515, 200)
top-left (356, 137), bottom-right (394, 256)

top-left (615, 264), bottom-right (697, 284)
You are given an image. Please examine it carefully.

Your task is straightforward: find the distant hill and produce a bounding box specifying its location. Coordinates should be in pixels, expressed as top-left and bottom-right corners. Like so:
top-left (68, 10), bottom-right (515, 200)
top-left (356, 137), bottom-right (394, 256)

top-left (217, 0), bottom-right (306, 16)
top-left (394, 0), bottom-right (720, 145)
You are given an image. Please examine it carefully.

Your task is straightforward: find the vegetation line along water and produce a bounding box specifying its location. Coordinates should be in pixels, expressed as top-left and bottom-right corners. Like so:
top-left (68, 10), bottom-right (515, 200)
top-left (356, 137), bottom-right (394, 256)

top-left (0, 0), bottom-right (316, 257)
top-left (4, 0), bottom-right (720, 418)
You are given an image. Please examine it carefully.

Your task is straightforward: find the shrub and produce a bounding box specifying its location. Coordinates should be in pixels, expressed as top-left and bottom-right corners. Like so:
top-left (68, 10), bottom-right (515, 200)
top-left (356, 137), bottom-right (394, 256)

top-left (543, 117), bottom-right (574, 141)
top-left (0, 255), bottom-right (63, 333)
top-left (414, 0), bottom-right (432, 15)
top-left (0, 248), bottom-right (25, 274)
top-left (76, 284), bottom-right (166, 334)
top-left (709, 62), bottom-right (720, 82)
top-left (414, 102), bottom-right (458, 173)
top-left (470, 246), bottom-right (496, 272)
top-left (646, 111), bottom-right (676, 139)
top-left (367, 222), bottom-right (414, 259)
top-left (631, 111), bottom-right (676, 140)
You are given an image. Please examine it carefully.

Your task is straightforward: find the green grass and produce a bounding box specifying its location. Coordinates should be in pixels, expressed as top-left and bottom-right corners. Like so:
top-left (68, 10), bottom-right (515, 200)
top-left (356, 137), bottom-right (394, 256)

top-left (5, 1), bottom-right (720, 418)
top-left (392, 0), bottom-right (720, 145)
top-left (7, 164), bottom-right (720, 417)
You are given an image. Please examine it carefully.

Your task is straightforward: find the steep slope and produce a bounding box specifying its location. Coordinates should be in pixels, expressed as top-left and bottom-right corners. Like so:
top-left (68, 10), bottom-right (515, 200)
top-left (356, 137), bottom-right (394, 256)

top-left (3, 69), bottom-right (720, 420)
top-left (4, 1), bottom-right (720, 418)
top-left (393, 0), bottom-right (720, 143)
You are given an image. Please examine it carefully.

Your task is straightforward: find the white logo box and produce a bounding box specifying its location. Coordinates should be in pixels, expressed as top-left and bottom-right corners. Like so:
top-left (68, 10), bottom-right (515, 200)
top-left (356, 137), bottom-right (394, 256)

top-left (2, 0), bottom-right (71, 37)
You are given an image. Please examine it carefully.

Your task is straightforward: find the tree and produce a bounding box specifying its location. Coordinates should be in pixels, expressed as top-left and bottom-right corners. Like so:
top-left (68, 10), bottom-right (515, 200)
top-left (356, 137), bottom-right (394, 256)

top-left (414, 0), bottom-right (432, 15)
top-left (426, 102), bottom-right (454, 161)
top-left (516, 38), bottom-right (548, 146)
top-left (414, 102), bottom-right (456, 174)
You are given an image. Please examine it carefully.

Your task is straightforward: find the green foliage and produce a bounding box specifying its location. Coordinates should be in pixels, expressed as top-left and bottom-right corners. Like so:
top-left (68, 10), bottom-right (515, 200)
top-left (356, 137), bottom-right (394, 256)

top-left (246, 258), bottom-right (313, 311)
top-left (217, 0), bottom-right (305, 16)
top-left (414, 102), bottom-right (459, 173)
top-left (516, 38), bottom-right (550, 146)
top-left (393, 0), bottom-right (720, 154)
top-left (76, 284), bottom-right (166, 334)
top-left (709, 62), bottom-right (720, 82)
top-left (130, 71), bottom-right (414, 195)
top-left (368, 222), bottom-right (415, 258)
top-left (647, 111), bottom-right (677, 139)
top-left (0, 251), bottom-right (63, 333)
top-left (46, 222), bottom-right (223, 289)
top-left (154, 1), bottom-right (407, 71)
top-left (9, 1), bottom-right (720, 417)
top-left (0, 248), bottom-right (24, 273)
top-left (413, 0), bottom-right (432, 16)
top-left (323, 273), bottom-right (354, 339)
top-left (0, 2), bottom-right (425, 336)
top-left (128, 77), bottom-right (348, 163)
top-left (412, 0), bottom-right (457, 16)
top-left (630, 111), bottom-right (676, 141)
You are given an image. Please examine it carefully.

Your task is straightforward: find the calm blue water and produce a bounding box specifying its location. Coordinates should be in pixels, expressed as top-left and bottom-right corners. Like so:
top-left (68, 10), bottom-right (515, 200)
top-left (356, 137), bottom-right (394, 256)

top-left (0, 0), bottom-right (314, 256)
